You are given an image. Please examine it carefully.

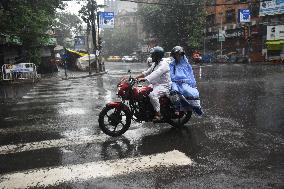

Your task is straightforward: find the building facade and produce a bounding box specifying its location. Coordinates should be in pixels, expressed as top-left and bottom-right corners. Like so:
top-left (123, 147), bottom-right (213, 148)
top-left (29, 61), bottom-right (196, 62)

top-left (259, 0), bottom-right (284, 62)
top-left (205, 0), bottom-right (263, 62)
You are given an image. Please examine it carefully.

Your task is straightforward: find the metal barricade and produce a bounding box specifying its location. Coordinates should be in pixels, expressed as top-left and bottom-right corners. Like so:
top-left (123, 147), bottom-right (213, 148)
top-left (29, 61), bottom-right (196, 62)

top-left (1, 63), bottom-right (37, 81)
top-left (1, 64), bottom-right (14, 81)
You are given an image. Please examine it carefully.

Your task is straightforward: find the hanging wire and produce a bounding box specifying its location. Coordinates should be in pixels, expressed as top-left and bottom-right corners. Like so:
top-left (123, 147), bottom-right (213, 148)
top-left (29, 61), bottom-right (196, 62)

top-left (119, 0), bottom-right (263, 7)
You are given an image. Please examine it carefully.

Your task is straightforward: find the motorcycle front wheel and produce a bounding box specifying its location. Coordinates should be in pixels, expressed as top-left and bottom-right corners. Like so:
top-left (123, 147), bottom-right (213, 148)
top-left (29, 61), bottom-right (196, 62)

top-left (167, 111), bottom-right (192, 128)
top-left (98, 106), bottom-right (131, 137)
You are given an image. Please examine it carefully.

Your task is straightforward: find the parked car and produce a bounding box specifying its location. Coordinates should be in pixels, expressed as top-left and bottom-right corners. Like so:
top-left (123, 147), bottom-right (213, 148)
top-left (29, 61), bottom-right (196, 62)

top-left (106, 56), bottom-right (121, 62)
top-left (216, 55), bottom-right (229, 63)
top-left (122, 55), bottom-right (138, 63)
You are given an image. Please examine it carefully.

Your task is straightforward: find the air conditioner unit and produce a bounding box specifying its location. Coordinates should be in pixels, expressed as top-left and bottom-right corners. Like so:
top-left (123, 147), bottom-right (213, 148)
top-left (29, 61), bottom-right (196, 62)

top-left (251, 20), bottom-right (256, 25)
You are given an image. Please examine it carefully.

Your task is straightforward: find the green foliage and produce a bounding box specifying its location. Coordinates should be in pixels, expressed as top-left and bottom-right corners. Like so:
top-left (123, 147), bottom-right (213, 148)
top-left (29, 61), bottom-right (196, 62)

top-left (103, 27), bottom-right (139, 56)
top-left (138, 1), bottom-right (206, 51)
top-left (0, 0), bottom-right (64, 65)
top-left (79, 0), bottom-right (98, 50)
top-left (54, 12), bottom-right (83, 45)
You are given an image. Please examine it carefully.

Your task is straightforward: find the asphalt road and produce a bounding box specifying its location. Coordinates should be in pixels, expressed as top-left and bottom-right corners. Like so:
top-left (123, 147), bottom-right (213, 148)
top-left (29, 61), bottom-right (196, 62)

top-left (0, 62), bottom-right (283, 189)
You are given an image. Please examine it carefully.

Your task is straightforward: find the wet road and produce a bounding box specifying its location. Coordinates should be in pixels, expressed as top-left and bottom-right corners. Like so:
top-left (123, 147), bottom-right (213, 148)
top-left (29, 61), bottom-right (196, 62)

top-left (0, 62), bottom-right (283, 188)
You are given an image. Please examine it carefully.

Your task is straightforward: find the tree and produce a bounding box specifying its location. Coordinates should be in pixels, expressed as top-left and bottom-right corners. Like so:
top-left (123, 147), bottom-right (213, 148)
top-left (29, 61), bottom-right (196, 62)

top-left (54, 12), bottom-right (83, 46)
top-left (138, 1), bottom-right (206, 52)
top-left (79, 0), bottom-right (96, 51)
top-left (79, 0), bottom-right (106, 51)
top-left (102, 27), bottom-right (139, 56)
top-left (0, 0), bottom-right (64, 65)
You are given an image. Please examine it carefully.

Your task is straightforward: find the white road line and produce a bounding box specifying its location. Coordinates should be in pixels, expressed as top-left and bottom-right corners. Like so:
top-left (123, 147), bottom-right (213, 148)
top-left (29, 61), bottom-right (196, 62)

top-left (0, 150), bottom-right (192, 189)
top-left (0, 135), bottom-right (108, 155)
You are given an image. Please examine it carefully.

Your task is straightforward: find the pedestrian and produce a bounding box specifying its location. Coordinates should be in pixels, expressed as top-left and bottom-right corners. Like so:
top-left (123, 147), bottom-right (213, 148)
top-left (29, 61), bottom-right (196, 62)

top-left (135, 46), bottom-right (171, 121)
top-left (169, 46), bottom-right (203, 116)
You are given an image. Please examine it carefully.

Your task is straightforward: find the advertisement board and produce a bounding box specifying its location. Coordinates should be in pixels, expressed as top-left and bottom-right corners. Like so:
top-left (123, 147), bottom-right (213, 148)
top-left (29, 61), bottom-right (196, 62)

top-left (259, 0), bottom-right (284, 16)
top-left (267, 25), bottom-right (284, 40)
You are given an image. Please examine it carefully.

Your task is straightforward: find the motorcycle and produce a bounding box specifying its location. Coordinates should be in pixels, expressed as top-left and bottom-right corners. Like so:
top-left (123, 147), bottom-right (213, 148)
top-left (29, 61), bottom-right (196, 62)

top-left (192, 51), bottom-right (202, 64)
top-left (98, 71), bottom-right (192, 137)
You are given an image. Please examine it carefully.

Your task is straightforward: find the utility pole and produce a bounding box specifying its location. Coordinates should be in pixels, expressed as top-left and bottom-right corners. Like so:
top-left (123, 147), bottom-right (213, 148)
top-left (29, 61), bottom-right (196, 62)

top-left (87, 23), bottom-right (91, 75)
top-left (97, 11), bottom-right (101, 72)
top-left (220, 12), bottom-right (223, 57)
top-left (203, 2), bottom-right (206, 56)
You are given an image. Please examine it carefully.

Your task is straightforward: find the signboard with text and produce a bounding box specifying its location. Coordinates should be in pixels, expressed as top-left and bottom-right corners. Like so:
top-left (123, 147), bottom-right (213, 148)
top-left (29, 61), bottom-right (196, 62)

top-left (259, 0), bottom-right (284, 16)
top-left (267, 25), bottom-right (284, 40)
top-left (239, 9), bottom-right (251, 23)
top-left (74, 36), bottom-right (86, 50)
top-left (99, 12), bottom-right (115, 29)
top-left (218, 29), bottom-right (225, 42)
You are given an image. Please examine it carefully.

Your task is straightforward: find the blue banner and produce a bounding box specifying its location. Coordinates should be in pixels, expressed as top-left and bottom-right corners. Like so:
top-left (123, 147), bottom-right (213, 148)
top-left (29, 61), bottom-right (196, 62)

top-left (239, 9), bottom-right (250, 23)
top-left (99, 12), bottom-right (115, 29)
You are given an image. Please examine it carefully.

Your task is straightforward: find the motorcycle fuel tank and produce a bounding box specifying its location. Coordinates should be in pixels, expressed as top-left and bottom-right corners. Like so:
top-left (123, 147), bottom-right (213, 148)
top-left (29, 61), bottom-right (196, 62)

top-left (133, 86), bottom-right (153, 99)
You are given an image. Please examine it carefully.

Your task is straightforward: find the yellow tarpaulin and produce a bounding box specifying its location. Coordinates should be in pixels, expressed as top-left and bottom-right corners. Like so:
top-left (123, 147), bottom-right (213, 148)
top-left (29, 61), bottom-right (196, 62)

top-left (66, 49), bottom-right (88, 57)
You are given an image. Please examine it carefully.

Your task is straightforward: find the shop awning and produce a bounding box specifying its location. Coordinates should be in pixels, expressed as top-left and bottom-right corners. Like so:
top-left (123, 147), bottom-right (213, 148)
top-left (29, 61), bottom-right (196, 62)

top-left (266, 40), bottom-right (284, 45)
top-left (266, 40), bottom-right (284, 50)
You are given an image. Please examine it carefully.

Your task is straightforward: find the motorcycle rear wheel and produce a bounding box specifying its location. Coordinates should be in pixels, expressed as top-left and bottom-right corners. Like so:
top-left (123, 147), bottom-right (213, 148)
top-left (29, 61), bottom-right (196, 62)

top-left (99, 106), bottom-right (131, 137)
top-left (167, 111), bottom-right (192, 128)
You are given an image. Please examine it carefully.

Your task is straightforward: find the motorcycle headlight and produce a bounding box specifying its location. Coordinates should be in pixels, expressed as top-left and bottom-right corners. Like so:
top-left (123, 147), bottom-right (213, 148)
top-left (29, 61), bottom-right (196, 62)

top-left (117, 87), bottom-right (121, 95)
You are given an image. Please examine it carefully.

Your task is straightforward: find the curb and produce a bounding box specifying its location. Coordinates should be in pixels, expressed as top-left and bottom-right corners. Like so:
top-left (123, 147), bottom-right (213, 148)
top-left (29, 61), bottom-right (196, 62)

top-left (61, 71), bottom-right (108, 80)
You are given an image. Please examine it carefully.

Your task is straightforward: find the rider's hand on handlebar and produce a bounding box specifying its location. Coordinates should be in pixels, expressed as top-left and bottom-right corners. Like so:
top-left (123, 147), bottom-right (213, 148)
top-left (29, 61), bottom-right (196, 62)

top-left (138, 78), bottom-right (146, 82)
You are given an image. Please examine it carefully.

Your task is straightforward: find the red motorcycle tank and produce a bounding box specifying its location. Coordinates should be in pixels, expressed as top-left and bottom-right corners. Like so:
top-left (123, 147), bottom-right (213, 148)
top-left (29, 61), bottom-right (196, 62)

top-left (133, 85), bottom-right (153, 99)
top-left (117, 82), bottom-right (131, 99)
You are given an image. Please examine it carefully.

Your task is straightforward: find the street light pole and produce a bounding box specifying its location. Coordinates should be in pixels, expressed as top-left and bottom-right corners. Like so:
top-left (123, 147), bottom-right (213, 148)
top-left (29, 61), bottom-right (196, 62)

top-left (220, 12), bottom-right (223, 57)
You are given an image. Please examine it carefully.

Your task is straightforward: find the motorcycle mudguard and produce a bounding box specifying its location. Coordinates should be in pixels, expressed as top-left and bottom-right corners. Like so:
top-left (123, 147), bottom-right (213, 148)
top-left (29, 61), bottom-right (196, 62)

top-left (106, 102), bottom-right (130, 111)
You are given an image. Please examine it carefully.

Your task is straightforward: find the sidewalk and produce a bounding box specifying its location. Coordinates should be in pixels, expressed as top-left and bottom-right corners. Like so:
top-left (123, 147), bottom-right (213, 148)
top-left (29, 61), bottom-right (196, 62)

top-left (57, 69), bottom-right (107, 80)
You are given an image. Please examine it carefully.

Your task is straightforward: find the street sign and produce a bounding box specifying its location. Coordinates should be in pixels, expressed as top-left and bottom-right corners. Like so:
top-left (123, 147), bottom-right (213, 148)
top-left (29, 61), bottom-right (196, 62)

top-left (218, 29), bottom-right (225, 42)
top-left (74, 36), bottom-right (86, 51)
top-left (239, 9), bottom-right (251, 23)
top-left (99, 12), bottom-right (115, 29)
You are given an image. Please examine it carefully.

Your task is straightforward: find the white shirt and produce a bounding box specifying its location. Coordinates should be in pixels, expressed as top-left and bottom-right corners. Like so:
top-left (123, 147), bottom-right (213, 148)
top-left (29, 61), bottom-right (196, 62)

top-left (143, 59), bottom-right (170, 87)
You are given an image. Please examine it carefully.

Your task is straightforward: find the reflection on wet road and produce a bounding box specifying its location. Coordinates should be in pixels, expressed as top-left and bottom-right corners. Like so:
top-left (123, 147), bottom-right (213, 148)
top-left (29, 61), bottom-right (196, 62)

top-left (0, 62), bottom-right (283, 188)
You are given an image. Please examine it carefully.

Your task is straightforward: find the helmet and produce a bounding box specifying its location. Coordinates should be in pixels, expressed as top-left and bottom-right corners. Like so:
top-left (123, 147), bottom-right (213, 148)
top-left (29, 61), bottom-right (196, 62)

top-left (171, 46), bottom-right (185, 56)
top-left (150, 46), bottom-right (165, 59)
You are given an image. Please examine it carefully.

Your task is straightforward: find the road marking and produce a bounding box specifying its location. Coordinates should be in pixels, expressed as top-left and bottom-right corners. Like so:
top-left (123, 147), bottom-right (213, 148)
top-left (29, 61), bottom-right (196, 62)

top-left (0, 150), bottom-right (192, 189)
top-left (0, 135), bottom-right (108, 155)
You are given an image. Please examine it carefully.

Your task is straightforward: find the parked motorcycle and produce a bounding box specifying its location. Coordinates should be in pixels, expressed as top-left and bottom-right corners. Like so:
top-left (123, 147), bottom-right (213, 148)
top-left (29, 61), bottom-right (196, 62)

top-left (192, 51), bottom-right (202, 64)
top-left (98, 72), bottom-right (192, 137)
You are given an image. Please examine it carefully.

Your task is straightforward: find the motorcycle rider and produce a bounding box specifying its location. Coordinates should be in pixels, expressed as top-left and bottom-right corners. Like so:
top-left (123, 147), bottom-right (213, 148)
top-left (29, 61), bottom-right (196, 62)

top-left (170, 46), bottom-right (203, 116)
top-left (135, 46), bottom-right (170, 121)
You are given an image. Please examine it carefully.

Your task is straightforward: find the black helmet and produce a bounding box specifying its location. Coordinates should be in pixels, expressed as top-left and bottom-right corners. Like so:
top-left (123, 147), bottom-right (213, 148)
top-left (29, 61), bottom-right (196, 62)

top-left (171, 46), bottom-right (185, 56)
top-left (150, 46), bottom-right (165, 59)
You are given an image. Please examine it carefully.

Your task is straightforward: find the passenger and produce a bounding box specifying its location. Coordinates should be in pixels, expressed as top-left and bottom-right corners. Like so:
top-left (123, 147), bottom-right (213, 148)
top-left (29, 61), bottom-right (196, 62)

top-left (135, 46), bottom-right (170, 121)
top-left (169, 46), bottom-right (203, 116)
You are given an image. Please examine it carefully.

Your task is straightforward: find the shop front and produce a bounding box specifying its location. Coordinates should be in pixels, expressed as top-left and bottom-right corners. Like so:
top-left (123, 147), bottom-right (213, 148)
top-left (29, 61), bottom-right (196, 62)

top-left (265, 25), bottom-right (284, 63)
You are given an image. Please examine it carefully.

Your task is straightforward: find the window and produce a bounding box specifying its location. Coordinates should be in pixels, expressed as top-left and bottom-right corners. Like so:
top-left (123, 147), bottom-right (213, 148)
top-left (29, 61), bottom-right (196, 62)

top-left (226, 9), bottom-right (235, 23)
top-left (249, 4), bottom-right (259, 18)
top-left (206, 14), bottom-right (215, 26)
